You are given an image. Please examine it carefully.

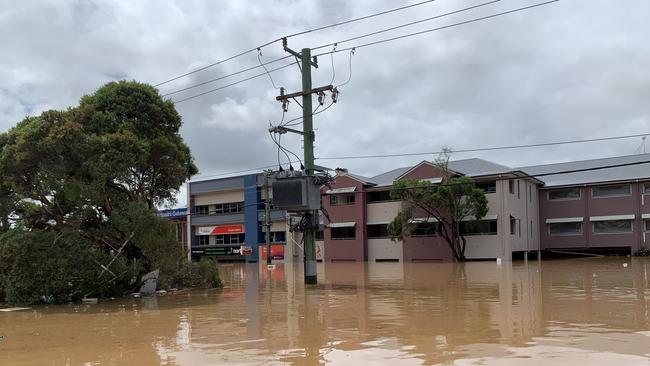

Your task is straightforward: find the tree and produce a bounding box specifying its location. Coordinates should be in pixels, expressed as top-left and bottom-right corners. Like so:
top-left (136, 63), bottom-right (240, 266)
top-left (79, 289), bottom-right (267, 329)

top-left (388, 152), bottom-right (488, 261)
top-left (0, 81), bottom-right (203, 304)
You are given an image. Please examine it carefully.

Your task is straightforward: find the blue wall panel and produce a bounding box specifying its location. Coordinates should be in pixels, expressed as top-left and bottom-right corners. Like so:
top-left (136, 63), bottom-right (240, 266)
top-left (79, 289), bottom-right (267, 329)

top-left (244, 174), bottom-right (260, 262)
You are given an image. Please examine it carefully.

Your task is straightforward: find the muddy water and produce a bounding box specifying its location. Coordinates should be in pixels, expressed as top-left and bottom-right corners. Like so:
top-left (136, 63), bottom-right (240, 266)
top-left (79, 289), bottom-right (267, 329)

top-left (1, 258), bottom-right (650, 365)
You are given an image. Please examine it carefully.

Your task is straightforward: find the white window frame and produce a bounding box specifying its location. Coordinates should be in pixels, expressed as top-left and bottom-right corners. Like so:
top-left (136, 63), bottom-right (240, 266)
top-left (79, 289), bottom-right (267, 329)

top-left (591, 184), bottom-right (632, 199)
top-left (547, 188), bottom-right (581, 201)
top-left (548, 222), bottom-right (583, 236)
top-left (592, 220), bottom-right (633, 235)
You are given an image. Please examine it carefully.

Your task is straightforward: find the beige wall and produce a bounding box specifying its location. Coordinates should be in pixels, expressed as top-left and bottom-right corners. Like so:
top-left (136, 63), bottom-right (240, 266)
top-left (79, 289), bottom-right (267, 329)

top-left (194, 190), bottom-right (244, 206)
top-left (367, 239), bottom-right (403, 262)
top-left (366, 201), bottom-right (402, 224)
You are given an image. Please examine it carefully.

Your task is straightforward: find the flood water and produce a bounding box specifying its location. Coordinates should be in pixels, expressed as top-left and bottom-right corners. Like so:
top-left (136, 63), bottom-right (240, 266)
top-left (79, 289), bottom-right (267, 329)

top-left (1, 258), bottom-right (650, 365)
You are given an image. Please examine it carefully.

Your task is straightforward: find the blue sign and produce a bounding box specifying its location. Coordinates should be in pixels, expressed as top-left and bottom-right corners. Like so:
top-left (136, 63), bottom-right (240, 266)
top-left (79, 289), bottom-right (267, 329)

top-left (159, 208), bottom-right (188, 218)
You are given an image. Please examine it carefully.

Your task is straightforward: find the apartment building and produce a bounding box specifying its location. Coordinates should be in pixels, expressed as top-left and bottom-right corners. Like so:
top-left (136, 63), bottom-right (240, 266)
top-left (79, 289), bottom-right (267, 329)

top-left (186, 173), bottom-right (299, 262)
top-left (321, 159), bottom-right (542, 262)
top-left (520, 154), bottom-right (650, 254)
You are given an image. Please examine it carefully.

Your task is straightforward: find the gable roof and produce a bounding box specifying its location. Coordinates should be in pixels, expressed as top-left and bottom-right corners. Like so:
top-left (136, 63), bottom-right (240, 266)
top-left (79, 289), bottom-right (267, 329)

top-left (519, 153), bottom-right (650, 187)
top-left (448, 158), bottom-right (513, 177)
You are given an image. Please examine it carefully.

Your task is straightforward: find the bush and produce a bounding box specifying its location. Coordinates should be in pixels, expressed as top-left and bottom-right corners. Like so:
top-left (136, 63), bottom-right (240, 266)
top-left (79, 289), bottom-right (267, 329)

top-left (168, 258), bottom-right (222, 289)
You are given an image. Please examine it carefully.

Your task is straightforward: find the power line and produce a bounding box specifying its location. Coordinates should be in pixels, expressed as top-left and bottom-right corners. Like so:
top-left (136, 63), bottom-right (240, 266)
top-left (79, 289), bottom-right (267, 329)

top-left (154, 0), bottom-right (440, 88)
top-left (166, 1), bottom-right (558, 103)
top-left (311, 0), bottom-right (501, 52)
top-left (189, 133), bottom-right (648, 181)
top-left (313, 0), bottom-right (560, 58)
top-left (316, 133), bottom-right (649, 161)
top-left (162, 55), bottom-right (292, 97)
top-left (172, 62), bottom-right (295, 104)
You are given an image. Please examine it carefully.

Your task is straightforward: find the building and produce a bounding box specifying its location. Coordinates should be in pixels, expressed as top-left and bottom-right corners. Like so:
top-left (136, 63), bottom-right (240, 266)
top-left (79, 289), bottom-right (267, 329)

top-left (186, 173), bottom-right (302, 263)
top-left (520, 153), bottom-right (650, 254)
top-left (159, 207), bottom-right (188, 258)
top-left (321, 159), bottom-right (543, 262)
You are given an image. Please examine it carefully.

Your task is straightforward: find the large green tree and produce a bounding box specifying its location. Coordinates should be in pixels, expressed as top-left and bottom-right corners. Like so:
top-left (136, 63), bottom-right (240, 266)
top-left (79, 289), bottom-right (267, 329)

top-left (388, 154), bottom-right (488, 262)
top-left (0, 81), bottom-right (199, 304)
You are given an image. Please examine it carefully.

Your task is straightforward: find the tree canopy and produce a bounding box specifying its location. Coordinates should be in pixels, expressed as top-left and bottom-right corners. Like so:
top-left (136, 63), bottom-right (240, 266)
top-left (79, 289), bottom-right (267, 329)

top-left (387, 155), bottom-right (488, 261)
top-left (0, 81), bottom-right (202, 304)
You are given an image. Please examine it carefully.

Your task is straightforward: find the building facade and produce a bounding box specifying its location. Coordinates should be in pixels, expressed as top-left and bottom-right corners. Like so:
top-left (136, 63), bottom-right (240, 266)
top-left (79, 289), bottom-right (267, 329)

top-left (175, 153), bottom-right (650, 263)
top-left (186, 173), bottom-right (300, 263)
top-left (321, 159), bottom-right (542, 262)
top-left (521, 154), bottom-right (650, 254)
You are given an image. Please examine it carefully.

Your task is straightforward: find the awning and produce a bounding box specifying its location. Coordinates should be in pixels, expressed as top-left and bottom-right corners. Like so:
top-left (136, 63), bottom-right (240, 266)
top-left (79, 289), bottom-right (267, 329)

top-left (462, 214), bottom-right (498, 222)
top-left (325, 186), bottom-right (356, 194)
top-left (546, 217), bottom-right (584, 224)
top-left (328, 222), bottom-right (356, 228)
top-left (409, 217), bottom-right (439, 223)
top-left (642, 213), bottom-right (650, 220)
top-left (367, 221), bottom-right (392, 225)
top-left (589, 214), bottom-right (635, 222)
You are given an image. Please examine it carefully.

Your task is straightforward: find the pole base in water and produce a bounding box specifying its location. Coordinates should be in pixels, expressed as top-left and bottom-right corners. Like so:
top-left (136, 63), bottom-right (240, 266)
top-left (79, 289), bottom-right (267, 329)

top-left (304, 275), bottom-right (317, 285)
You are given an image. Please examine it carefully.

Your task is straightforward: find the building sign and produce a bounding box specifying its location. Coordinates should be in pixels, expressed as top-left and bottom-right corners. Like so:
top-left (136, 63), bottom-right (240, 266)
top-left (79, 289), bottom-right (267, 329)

top-left (261, 244), bottom-right (285, 260)
top-left (159, 208), bottom-right (188, 218)
top-left (192, 245), bottom-right (252, 256)
top-left (197, 224), bottom-right (245, 236)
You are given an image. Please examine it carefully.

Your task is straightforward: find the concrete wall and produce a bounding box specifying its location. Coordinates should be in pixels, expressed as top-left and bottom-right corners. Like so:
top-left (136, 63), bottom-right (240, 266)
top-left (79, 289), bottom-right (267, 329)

top-left (367, 239), bottom-right (403, 262)
top-left (194, 190), bottom-right (244, 206)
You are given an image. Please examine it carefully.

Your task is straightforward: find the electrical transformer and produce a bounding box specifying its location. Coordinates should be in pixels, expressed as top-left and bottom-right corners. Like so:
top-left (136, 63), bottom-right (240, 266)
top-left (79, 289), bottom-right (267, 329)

top-left (271, 175), bottom-right (321, 212)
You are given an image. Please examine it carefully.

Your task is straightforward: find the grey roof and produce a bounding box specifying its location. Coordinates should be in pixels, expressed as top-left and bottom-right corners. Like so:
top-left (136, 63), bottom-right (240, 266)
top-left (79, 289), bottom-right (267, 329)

top-left (518, 153), bottom-right (650, 187)
top-left (346, 172), bottom-right (377, 185)
top-left (370, 166), bottom-right (412, 187)
top-left (448, 158), bottom-right (513, 177)
top-left (364, 158), bottom-right (515, 188)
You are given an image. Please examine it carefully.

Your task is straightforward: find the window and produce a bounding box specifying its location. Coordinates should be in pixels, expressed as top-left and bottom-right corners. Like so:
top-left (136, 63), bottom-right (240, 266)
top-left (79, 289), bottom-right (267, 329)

top-left (530, 221), bottom-right (534, 238)
top-left (461, 221), bottom-right (498, 236)
top-left (263, 231), bottom-right (286, 243)
top-left (367, 224), bottom-right (389, 239)
top-left (529, 186), bottom-right (532, 202)
top-left (331, 194), bottom-right (355, 206)
top-left (517, 181), bottom-right (521, 199)
top-left (197, 235), bottom-right (210, 245)
top-left (548, 188), bottom-right (581, 201)
top-left (412, 223), bottom-right (439, 237)
top-left (195, 205), bottom-right (210, 215)
top-left (331, 227), bottom-right (356, 240)
top-left (549, 222), bottom-right (582, 236)
top-left (646, 220), bottom-right (650, 232)
top-left (508, 180), bottom-right (515, 194)
top-left (593, 220), bottom-right (633, 234)
top-left (315, 230), bottom-right (324, 240)
top-left (215, 233), bottom-right (246, 244)
top-left (367, 190), bottom-right (394, 203)
top-left (592, 184), bottom-right (631, 198)
top-left (510, 217), bottom-right (517, 235)
top-left (476, 181), bottom-right (496, 194)
top-left (214, 202), bottom-right (244, 214)
top-left (644, 183), bottom-right (650, 194)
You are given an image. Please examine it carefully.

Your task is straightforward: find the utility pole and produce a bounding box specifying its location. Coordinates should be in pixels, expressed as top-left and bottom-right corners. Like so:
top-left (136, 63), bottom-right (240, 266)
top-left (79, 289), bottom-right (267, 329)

top-left (275, 39), bottom-right (333, 285)
top-left (265, 174), bottom-right (272, 264)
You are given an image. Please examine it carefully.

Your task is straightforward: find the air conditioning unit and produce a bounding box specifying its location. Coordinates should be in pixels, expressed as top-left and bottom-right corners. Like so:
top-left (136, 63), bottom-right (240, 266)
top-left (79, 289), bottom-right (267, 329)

top-left (272, 176), bottom-right (321, 211)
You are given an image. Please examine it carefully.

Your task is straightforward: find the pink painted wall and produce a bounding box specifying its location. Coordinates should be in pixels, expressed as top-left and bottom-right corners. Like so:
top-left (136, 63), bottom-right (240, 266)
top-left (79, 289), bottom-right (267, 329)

top-left (322, 175), bottom-right (367, 261)
top-left (539, 183), bottom-right (644, 251)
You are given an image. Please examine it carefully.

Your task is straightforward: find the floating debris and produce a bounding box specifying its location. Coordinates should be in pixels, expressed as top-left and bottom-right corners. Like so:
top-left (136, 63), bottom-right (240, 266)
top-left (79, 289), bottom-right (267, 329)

top-left (81, 298), bottom-right (98, 304)
top-left (0, 307), bottom-right (31, 312)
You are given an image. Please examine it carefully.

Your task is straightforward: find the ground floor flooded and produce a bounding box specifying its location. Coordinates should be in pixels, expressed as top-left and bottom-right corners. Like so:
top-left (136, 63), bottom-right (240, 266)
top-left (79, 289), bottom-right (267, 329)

top-left (1, 258), bottom-right (650, 365)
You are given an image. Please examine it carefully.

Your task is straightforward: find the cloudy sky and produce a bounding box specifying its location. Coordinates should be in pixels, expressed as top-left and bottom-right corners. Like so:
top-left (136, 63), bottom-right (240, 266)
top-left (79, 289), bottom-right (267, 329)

top-left (2, 0), bottom-right (649, 207)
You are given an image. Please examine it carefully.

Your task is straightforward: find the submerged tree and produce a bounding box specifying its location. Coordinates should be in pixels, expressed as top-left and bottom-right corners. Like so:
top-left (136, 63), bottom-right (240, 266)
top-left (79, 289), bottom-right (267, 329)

top-left (388, 151), bottom-right (488, 261)
top-left (0, 81), bottom-right (201, 304)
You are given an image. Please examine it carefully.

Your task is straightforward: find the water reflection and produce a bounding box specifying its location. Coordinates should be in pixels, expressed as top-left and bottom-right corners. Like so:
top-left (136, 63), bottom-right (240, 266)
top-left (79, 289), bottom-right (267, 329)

top-left (1, 258), bottom-right (649, 365)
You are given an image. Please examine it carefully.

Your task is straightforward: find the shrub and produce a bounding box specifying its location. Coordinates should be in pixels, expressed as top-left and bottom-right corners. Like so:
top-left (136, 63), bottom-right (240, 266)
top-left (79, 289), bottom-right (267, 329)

top-left (167, 258), bottom-right (222, 289)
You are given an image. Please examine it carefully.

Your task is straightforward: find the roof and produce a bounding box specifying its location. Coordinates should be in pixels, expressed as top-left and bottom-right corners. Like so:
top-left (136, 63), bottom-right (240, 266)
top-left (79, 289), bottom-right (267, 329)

top-left (365, 158), bottom-right (515, 188)
top-left (346, 172), bottom-right (377, 185)
top-left (518, 153), bottom-right (650, 187)
top-left (448, 158), bottom-right (513, 177)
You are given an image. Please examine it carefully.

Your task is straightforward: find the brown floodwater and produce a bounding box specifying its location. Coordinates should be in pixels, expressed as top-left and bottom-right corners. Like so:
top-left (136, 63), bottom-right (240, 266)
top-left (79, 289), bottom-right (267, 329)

top-left (1, 258), bottom-right (650, 365)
